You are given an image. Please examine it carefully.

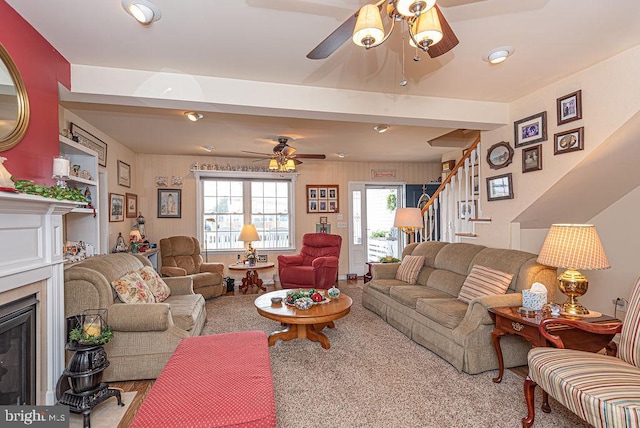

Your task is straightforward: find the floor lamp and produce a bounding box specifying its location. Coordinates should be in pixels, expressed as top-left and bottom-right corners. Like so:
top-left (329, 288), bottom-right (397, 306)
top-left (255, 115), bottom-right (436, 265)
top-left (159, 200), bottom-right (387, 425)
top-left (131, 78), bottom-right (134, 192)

top-left (394, 207), bottom-right (423, 244)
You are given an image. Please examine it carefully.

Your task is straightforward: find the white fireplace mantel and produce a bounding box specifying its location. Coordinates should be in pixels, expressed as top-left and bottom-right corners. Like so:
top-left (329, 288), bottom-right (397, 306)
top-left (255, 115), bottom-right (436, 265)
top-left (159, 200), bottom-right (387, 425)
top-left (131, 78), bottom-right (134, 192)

top-left (0, 191), bottom-right (78, 404)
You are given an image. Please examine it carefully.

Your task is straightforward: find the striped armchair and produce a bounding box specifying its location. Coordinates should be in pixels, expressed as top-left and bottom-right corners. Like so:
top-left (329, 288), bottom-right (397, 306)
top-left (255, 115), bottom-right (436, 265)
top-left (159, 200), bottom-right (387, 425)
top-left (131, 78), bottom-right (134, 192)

top-left (522, 278), bottom-right (640, 427)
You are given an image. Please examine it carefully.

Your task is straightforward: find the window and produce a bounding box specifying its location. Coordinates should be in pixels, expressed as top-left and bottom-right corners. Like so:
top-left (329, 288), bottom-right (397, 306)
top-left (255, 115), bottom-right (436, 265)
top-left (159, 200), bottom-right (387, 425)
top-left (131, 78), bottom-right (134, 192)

top-left (196, 172), bottom-right (295, 251)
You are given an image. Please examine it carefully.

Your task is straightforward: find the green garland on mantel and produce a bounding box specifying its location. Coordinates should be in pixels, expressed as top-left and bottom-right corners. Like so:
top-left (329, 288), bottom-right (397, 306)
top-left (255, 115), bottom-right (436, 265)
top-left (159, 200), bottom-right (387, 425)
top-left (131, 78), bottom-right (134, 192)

top-left (13, 179), bottom-right (87, 202)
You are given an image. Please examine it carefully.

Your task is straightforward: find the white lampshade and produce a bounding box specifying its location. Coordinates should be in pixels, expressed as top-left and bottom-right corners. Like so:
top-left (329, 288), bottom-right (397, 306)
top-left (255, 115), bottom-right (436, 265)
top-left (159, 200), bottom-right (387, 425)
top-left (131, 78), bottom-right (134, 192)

top-left (352, 4), bottom-right (385, 48)
top-left (396, 0), bottom-right (436, 17)
top-left (238, 224), bottom-right (260, 243)
top-left (394, 207), bottom-right (423, 229)
top-left (409, 7), bottom-right (443, 49)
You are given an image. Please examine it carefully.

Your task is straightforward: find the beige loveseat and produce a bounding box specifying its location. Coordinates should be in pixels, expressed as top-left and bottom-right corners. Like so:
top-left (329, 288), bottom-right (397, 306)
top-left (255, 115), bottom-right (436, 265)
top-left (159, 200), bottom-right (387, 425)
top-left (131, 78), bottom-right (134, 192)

top-left (362, 242), bottom-right (557, 374)
top-left (64, 253), bottom-right (206, 382)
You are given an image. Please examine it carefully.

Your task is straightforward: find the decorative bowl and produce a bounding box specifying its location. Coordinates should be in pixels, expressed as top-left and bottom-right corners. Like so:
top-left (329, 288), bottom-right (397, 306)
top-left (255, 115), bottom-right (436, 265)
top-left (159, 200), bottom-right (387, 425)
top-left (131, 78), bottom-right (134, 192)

top-left (327, 286), bottom-right (340, 298)
top-left (271, 296), bottom-right (282, 304)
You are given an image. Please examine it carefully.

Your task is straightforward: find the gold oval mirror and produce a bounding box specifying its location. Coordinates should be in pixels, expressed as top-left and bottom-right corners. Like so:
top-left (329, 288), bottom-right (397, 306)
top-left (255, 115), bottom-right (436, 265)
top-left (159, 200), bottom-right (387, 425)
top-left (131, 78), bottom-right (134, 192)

top-left (0, 43), bottom-right (30, 151)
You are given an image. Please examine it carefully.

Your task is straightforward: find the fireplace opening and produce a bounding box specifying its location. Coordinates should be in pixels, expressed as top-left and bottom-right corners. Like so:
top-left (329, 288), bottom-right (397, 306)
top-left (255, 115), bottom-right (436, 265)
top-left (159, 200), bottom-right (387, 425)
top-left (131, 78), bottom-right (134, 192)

top-left (0, 295), bottom-right (37, 405)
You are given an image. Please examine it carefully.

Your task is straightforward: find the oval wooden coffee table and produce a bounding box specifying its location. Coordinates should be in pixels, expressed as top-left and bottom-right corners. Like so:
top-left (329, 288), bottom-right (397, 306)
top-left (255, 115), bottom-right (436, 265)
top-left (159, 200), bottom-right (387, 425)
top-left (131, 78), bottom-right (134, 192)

top-left (254, 289), bottom-right (352, 349)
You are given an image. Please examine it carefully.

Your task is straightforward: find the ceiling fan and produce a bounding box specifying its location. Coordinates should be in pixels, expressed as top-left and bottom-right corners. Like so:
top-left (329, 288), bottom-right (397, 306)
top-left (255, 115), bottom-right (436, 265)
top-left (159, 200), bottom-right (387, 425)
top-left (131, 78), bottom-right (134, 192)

top-left (242, 136), bottom-right (326, 171)
top-left (306, 0), bottom-right (459, 60)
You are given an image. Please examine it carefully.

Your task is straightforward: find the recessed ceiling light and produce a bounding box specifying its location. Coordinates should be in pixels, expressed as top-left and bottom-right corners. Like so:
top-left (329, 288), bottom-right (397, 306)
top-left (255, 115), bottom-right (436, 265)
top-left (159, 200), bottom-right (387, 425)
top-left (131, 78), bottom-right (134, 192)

top-left (373, 124), bottom-right (389, 133)
top-left (122, 0), bottom-right (162, 25)
top-left (203, 146), bottom-right (214, 152)
top-left (483, 46), bottom-right (515, 65)
top-left (185, 112), bottom-right (203, 122)
top-left (337, 152), bottom-right (346, 158)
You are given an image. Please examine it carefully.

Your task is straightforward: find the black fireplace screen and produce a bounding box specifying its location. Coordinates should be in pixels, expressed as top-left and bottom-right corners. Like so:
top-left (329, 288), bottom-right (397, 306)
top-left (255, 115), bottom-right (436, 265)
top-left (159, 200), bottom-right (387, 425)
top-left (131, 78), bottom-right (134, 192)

top-left (0, 295), bottom-right (37, 405)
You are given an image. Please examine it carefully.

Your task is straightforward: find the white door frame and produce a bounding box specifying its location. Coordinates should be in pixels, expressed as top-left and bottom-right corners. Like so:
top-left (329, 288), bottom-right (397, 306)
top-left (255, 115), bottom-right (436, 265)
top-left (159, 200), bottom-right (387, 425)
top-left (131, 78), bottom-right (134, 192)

top-left (348, 181), bottom-right (406, 276)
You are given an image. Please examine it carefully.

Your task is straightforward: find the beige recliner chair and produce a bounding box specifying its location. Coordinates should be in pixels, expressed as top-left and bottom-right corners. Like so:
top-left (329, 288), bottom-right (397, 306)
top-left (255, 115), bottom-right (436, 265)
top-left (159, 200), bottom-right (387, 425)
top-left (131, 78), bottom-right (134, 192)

top-left (160, 236), bottom-right (224, 299)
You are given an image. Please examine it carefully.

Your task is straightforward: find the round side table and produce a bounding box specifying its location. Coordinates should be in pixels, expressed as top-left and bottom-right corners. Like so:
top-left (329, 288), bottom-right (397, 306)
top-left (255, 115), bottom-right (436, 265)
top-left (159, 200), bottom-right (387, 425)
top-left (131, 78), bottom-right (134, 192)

top-left (228, 262), bottom-right (275, 294)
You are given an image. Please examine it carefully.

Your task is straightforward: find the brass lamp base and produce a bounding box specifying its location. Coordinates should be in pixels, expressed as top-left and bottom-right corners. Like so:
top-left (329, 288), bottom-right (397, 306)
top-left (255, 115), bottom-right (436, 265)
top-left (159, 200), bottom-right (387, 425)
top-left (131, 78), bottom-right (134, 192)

top-left (558, 269), bottom-right (590, 315)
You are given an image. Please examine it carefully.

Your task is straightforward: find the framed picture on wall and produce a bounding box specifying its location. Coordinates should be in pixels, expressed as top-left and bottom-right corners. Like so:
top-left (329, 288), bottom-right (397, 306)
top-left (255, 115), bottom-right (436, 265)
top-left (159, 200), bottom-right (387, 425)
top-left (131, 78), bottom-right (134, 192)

top-left (117, 160), bottom-right (131, 187)
top-left (125, 193), bottom-right (137, 218)
top-left (557, 90), bottom-right (582, 125)
top-left (70, 123), bottom-right (108, 167)
top-left (522, 145), bottom-right (542, 173)
top-left (109, 193), bottom-right (124, 222)
top-left (554, 127), bottom-right (584, 155)
top-left (157, 189), bottom-right (181, 218)
top-left (486, 173), bottom-right (514, 201)
top-left (514, 111), bottom-right (547, 147)
top-left (306, 184), bottom-right (339, 213)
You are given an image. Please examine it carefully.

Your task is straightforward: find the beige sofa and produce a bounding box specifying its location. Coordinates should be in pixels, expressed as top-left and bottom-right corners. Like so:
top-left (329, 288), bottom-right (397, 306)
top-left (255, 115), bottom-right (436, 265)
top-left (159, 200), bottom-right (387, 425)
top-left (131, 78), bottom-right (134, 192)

top-left (362, 242), bottom-right (557, 374)
top-left (64, 253), bottom-right (206, 382)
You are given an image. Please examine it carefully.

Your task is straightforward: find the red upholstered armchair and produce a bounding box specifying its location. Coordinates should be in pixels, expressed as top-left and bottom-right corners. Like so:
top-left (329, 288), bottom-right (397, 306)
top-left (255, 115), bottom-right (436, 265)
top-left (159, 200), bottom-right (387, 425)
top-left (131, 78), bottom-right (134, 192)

top-left (278, 233), bottom-right (342, 289)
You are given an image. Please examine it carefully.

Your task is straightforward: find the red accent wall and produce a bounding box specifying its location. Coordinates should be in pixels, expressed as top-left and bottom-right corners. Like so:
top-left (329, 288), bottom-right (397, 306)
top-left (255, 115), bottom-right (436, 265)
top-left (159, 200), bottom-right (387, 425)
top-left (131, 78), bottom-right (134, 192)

top-left (0, 0), bottom-right (70, 184)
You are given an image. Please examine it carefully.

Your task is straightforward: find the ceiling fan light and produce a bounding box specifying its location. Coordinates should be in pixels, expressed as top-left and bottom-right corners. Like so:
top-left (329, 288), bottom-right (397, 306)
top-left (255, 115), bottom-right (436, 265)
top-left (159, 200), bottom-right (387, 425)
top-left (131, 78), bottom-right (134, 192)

top-left (409, 7), bottom-right (443, 49)
top-left (396, 0), bottom-right (435, 18)
top-left (269, 159), bottom-right (279, 170)
top-left (352, 4), bottom-right (385, 48)
top-left (285, 159), bottom-right (296, 171)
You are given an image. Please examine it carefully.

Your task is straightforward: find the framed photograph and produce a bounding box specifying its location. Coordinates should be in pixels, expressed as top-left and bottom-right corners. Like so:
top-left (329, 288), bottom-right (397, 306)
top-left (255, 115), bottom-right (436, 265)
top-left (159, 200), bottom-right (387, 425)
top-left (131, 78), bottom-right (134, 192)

top-left (70, 123), bottom-right (108, 167)
top-left (486, 173), bottom-right (514, 201)
top-left (486, 141), bottom-right (514, 170)
top-left (554, 127), bottom-right (584, 155)
top-left (125, 193), bottom-right (138, 218)
top-left (157, 189), bottom-right (181, 218)
top-left (557, 90), bottom-right (582, 125)
top-left (458, 200), bottom-right (477, 220)
top-left (319, 216), bottom-right (328, 224)
top-left (442, 160), bottom-right (455, 172)
top-left (118, 160), bottom-right (131, 187)
top-left (257, 254), bottom-right (268, 263)
top-left (514, 112), bottom-right (547, 147)
top-left (109, 193), bottom-right (124, 222)
top-left (307, 184), bottom-right (339, 213)
top-left (316, 223), bottom-right (331, 233)
top-left (522, 145), bottom-right (542, 173)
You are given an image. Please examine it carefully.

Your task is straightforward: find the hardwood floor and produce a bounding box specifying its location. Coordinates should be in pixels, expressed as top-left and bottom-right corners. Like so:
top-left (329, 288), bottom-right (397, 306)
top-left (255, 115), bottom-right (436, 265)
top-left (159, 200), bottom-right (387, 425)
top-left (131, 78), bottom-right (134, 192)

top-left (106, 279), bottom-right (529, 426)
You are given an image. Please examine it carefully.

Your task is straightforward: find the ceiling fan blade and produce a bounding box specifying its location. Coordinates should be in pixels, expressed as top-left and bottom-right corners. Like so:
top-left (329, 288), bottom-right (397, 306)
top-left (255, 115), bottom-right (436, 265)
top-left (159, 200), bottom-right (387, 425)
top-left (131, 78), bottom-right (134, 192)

top-left (281, 146), bottom-right (296, 156)
top-left (293, 158), bottom-right (303, 165)
top-left (306, 12), bottom-right (357, 59)
top-left (294, 154), bottom-right (326, 159)
top-left (241, 150), bottom-right (272, 156)
top-left (427, 4), bottom-right (459, 58)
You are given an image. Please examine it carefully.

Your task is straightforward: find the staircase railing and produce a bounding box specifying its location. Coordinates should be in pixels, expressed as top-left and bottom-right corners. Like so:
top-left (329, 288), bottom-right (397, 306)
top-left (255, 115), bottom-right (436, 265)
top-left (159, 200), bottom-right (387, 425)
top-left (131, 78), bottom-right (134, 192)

top-left (420, 136), bottom-right (489, 242)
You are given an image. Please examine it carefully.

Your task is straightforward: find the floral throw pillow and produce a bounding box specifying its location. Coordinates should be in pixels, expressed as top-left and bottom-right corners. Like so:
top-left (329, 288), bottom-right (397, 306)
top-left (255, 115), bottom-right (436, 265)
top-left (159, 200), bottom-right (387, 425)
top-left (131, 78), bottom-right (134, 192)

top-left (138, 266), bottom-right (171, 302)
top-left (111, 271), bottom-right (156, 304)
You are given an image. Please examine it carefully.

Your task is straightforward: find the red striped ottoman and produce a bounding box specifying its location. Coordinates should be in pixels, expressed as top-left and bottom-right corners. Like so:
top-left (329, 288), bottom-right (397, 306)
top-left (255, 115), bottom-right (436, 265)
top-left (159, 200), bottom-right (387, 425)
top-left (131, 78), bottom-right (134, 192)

top-left (130, 331), bottom-right (276, 428)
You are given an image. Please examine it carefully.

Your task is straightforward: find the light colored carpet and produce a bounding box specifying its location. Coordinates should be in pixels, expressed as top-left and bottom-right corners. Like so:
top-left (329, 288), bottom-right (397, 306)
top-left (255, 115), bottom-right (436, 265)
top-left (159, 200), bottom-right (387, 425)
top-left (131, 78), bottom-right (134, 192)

top-left (69, 391), bottom-right (135, 428)
top-left (203, 284), bottom-right (589, 428)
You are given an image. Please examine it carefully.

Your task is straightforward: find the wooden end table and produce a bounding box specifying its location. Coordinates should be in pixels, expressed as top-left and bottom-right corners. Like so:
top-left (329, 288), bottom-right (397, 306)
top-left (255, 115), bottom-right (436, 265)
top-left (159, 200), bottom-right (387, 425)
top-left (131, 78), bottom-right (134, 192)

top-left (488, 306), bottom-right (621, 384)
top-left (228, 262), bottom-right (275, 294)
